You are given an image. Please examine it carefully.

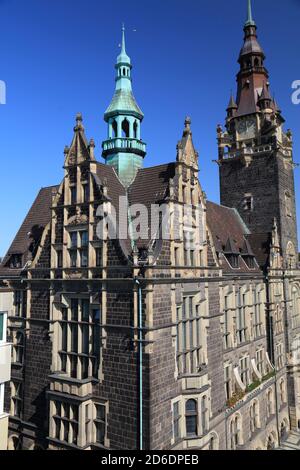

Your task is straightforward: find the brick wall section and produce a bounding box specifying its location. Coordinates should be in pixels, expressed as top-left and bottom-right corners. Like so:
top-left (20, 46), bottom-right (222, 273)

top-left (207, 281), bottom-right (225, 417)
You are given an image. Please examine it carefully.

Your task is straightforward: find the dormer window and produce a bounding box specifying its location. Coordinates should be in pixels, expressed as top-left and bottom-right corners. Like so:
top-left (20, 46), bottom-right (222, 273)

top-left (225, 254), bottom-right (239, 268)
top-left (9, 254), bottom-right (22, 269)
top-left (243, 255), bottom-right (255, 269)
top-left (243, 194), bottom-right (253, 212)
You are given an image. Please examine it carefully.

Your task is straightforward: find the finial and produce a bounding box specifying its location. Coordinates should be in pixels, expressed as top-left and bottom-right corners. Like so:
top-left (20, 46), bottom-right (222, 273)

top-left (245, 0), bottom-right (256, 27)
top-left (75, 113), bottom-right (84, 131)
top-left (121, 23), bottom-right (126, 54)
top-left (184, 116), bottom-right (192, 134)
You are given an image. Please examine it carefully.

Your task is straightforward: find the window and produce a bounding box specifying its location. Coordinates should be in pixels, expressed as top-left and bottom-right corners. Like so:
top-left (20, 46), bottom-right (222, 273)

top-left (121, 119), bottom-right (129, 138)
top-left (57, 250), bottom-right (63, 268)
top-left (244, 256), bottom-right (255, 269)
top-left (176, 295), bottom-right (205, 375)
top-left (11, 381), bottom-right (23, 418)
top-left (15, 331), bottom-right (24, 364)
top-left (224, 365), bottom-right (232, 401)
top-left (276, 343), bottom-right (284, 370)
top-left (112, 120), bottom-right (117, 138)
top-left (250, 401), bottom-right (259, 434)
top-left (173, 402), bottom-right (180, 442)
top-left (185, 399), bottom-right (198, 437)
top-left (253, 289), bottom-right (263, 338)
top-left (223, 295), bottom-right (232, 349)
top-left (53, 401), bottom-right (79, 445)
top-left (201, 396), bottom-right (209, 434)
top-left (226, 254), bottom-right (239, 268)
top-left (292, 286), bottom-right (300, 329)
top-left (230, 416), bottom-right (241, 450)
top-left (83, 184), bottom-right (89, 203)
top-left (95, 404), bottom-right (106, 446)
top-left (275, 306), bottom-right (283, 334)
top-left (69, 231), bottom-right (89, 268)
top-left (243, 194), bottom-right (253, 212)
top-left (236, 289), bottom-right (247, 344)
top-left (96, 247), bottom-right (102, 267)
top-left (255, 349), bottom-right (264, 375)
top-left (58, 299), bottom-right (101, 380)
top-left (239, 356), bottom-right (250, 386)
top-left (133, 120), bottom-right (138, 139)
top-left (14, 291), bottom-right (24, 317)
top-left (70, 186), bottom-right (77, 205)
top-left (9, 254), bottom-right (22, 269)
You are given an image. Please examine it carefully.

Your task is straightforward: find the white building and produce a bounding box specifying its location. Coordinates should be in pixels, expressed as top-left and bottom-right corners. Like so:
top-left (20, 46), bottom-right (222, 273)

top-left (0, 291), bottom-right (12, 450)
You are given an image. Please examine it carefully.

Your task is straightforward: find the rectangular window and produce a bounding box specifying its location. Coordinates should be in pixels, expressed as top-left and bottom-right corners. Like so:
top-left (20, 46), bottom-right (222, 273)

top-left (14, 291), bottom-right (23, 317)
top-left (70, 232), bottom-right (77, 248)
top-left (70, 186), bottom-right (77, 205)
top-left (239, 357), bottom-right (249, 386)
top-left (57, 250), bottom-right (63, 268)
top-left (80, 249), bottom-right (88, 267)
top-left (96, 248), bottom-right (102, 267)
top-left (58, 299), bottom-right (101, 380)
top-left (81, 231), bottom-right (88, 247)
top-left (225, 365), bottom-right (231, 400)
top-left (256, 349), bottom-right (264, 374)
top-left (95, 404), bottom-right (106, 446)
top-left (173, 402), bottom-right (180, 442)
top-left (53, 401), bottom-right (79, 445)
top-left (83, 184), bottom-right (89, 203)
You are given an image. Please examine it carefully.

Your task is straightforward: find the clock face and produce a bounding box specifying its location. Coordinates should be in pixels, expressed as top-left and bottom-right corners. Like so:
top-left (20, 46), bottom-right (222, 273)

top-left (237, 118), bottom-right (256, 139)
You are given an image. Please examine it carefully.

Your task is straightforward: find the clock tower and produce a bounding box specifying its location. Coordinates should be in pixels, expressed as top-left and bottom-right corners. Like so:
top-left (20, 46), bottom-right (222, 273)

top-left (217, 0), bottom-right (298, 264)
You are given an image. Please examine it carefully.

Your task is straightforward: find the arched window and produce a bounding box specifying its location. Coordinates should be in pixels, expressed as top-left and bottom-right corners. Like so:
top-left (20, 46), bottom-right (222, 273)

top-left (185, 399), bottom-right (198, 437)
top-left (254, 57), bottom-right (259, 67)
top-left (133, 120), bottom-right (138, 139)
top-left (122, 119), bottom-right (130, 138)
top-left (230, 415), bottom-right (241, 450)
top-left (208, 433), bottom-right (219, 450)
top-left (123, 67), bottom-right (126, 76)
top-left (250, 401), bottom-right (259, 433)
top-left (267, 433), bottom-right (276, 450)
top-left (112, 120), bottom-right (118, 138)
top-left (292, 286), bottom-right (300, 328)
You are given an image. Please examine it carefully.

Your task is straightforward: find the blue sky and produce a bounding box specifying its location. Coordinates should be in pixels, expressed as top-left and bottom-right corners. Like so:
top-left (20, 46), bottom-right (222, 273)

top-left (0, 0), bottom-right (299, 255)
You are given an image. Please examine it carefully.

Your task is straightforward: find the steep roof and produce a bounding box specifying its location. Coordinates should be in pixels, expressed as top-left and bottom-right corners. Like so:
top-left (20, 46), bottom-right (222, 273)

top-left (246, 233), bottom-right (271, 269)
top-left (206, 201), bottom-right (261, 273)
top-left (0, 186), bottom-right (58, 278)
top-left (128, 163), bottom-right (176, 248)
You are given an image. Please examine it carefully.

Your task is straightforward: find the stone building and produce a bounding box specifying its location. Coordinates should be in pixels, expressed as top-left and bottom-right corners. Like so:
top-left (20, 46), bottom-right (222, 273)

top-left (0, 0), bottom-right (299, 450)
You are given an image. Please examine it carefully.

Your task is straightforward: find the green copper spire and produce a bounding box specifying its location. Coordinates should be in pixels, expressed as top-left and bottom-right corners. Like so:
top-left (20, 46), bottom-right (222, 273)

top-left (117, 24), bottom-right (131, 65)
top-left (245, 0), bottom-right (256, 27)
top-left (102, 26), bottom-right (146, 188)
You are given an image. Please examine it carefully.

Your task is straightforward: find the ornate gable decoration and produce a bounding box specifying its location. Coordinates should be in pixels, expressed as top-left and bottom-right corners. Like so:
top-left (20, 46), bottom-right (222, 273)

top-left (176, 117), bottom-right (199, 170)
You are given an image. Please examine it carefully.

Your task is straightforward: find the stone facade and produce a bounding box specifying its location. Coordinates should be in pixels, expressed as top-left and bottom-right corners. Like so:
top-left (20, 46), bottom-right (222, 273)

top-left (0, 2), bottom-right (300, 452)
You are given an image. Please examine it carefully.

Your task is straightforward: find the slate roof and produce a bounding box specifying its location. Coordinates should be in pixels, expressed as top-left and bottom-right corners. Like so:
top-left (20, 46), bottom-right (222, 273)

top-left (0, 185), bottom-right (58, 278)
top-left (246, 233), bottom-right (271, 269)
top-left (206, 201), bottom-right (261, 273)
